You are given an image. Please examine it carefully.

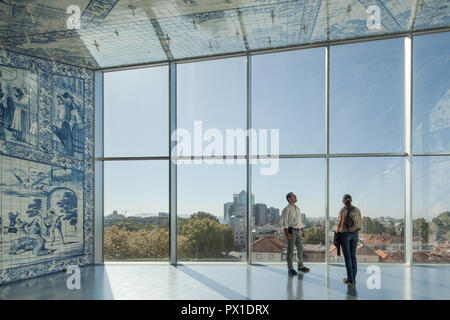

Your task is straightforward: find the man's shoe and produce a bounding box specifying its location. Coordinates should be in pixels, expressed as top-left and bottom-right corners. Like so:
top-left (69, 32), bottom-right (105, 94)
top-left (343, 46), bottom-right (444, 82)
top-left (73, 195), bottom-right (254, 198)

top-left (298, 266), bottom-right (310, 272)
top-left (288, 269), bottom-right (298, 276)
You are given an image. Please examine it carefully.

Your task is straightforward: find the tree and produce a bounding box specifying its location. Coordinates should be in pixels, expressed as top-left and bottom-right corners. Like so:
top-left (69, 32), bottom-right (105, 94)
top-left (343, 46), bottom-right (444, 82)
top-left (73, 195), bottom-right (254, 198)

top-left (181, 218), bottom-right (224, 259)
top-left (128, 228), bottom-right (169, 259)
top-left (413, 218), bottom-right (429, 242)
top-left (385, 222), bottom-right (397, 236)
top-left (363, 217), bottom-right (384, 234)
top-left (104, 225), bottom-right (133, 259)
top-left (104, 225), bottom-right (170, 260)
top-left (177, 217), bottom-right (189, 234)
top-left (304, 226), bottom-right (325, 245)
top-left (219, 224), bottom-right (234, 254)
top-left (104, 210), bottom-right (234, 260)
top-left (57, 191), bottom-right (78, 232)
top-left (178, 234), bottom-right (195, 259)
top-left (190, 211), bottom-right (219, 223)
top-left (431, 211), bottom-right (449, 241)
top-left (112, 220), bottom-right (155, 232)
top-left (26, 199), bottom-right (42, 218)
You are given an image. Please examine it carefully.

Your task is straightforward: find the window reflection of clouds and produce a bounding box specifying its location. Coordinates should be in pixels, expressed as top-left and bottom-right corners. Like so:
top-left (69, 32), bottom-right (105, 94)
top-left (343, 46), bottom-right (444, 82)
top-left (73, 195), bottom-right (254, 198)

top-left (413, 32), bottom-right (450, 153)
top-left (413, 156), bottom-right (450, 219)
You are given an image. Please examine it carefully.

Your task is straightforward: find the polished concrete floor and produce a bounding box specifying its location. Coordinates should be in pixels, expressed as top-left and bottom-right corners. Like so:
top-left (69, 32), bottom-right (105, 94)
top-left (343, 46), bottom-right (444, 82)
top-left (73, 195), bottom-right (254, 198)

top-left (0, 263), bottom-right (448, 300)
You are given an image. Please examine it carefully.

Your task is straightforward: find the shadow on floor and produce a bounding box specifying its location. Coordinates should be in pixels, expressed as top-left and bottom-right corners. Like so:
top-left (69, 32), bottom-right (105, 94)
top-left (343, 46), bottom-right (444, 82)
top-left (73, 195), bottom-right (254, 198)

top-left (175, 264), bottom-right (249, 300)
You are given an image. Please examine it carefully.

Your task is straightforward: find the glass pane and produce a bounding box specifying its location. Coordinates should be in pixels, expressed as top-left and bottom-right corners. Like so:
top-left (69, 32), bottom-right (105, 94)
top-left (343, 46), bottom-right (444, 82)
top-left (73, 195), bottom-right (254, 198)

top-left (413, 156), bottom-right (450, 263)
top-left (251, 159), bottom-right (326, 263)
top-left (252, 48), bottom-right (325, 154)
top-left (177, 163), bottom-right (246, 261)
top-left (177, 57), bottom-right (246, 157)
top-left (104, 66), bottom-right (168, 157)
top-left (329, 157), bottom-right (405, 263)
top-left (413, 32), bottom-right (450, 153)
top-left (104, 161), bottom-right (168, 261)
top-left (330, 38), bottom-right (404, 153)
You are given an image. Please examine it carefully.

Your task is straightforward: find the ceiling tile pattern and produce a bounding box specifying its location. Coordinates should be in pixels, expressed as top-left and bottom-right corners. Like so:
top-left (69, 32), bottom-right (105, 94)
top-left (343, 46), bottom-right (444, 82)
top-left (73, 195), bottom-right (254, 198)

top-left (0, 0), bottom-right (448, 69)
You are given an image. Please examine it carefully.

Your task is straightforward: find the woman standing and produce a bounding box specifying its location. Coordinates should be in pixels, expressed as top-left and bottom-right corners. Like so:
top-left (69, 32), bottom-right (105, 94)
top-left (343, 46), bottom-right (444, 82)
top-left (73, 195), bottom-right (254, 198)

top-left (336, 194), bottom-right (362, 286)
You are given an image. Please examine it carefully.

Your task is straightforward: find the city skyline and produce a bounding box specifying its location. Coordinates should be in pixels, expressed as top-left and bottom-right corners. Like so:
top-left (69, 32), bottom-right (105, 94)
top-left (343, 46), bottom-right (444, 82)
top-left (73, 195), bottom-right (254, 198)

top-left (104, 186), bottom-right (410, 223)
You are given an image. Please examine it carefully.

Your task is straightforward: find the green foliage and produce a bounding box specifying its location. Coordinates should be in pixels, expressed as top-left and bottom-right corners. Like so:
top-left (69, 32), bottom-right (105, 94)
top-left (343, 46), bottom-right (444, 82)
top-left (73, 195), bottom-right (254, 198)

top-left (105, 211), bottom-right (234, 260)
top-left (220, 224), bottom-right (234, 255)
top-left (413, 218), bottom-right (429, 242)
top-left (385, 221), bottom-right (397, 236)
top-left (431, 211), bottom-right (449, 241)
top-left (304, 226), bottom-right (325, 245)
top-left (110, 220), bottom-right (156, 232)
top-left (362, 216), bottom-right (384, 234)
top-left (105, 225), bottom-right (188, 260)
top-left (181, 218), bottom-right (224, 258)
top-left (190, 211), bottom-right (219, 223)
top-left (178, 234), bottom-right (195, 259)
top-left (177, 217), bottom-right (189, 234)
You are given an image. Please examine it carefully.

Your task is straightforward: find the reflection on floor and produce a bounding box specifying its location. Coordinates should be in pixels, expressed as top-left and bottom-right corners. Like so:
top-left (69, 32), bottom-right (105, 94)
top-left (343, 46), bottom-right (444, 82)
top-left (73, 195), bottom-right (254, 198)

top-left (0, 263), bottom-right (448, 300)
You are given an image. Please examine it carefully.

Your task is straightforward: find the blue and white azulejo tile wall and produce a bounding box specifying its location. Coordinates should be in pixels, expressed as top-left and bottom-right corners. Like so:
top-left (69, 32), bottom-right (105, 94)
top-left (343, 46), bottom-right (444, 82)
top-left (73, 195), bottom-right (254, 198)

top-left (0, 49), bottom-right (94, 284)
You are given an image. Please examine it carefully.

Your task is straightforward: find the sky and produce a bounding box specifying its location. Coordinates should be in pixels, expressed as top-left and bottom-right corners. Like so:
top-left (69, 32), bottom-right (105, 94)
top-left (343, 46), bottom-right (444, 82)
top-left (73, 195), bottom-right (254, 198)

top-left (103, 33), bottom-right (449, 221)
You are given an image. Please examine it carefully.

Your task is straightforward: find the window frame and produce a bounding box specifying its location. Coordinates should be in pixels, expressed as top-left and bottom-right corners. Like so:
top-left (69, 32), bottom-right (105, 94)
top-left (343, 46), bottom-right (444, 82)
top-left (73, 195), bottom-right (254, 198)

top-left (96, 29), bottom-right (450, 267)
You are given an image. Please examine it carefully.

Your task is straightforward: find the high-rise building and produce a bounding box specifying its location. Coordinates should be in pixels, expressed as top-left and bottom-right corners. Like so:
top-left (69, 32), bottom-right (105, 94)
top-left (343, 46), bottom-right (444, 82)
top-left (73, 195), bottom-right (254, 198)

top-left (226, 190), bottom-right (255, 220)
top-left (267, 207), bottom-right (280, 225)
top-left (229, 215), bottom-right (247, 249)
top-left (224, 202), bottom-right (233, 224)
top-left (233, 190), bottom-right (255, 206)
top-left (254, 203), bottom-right (267, 226)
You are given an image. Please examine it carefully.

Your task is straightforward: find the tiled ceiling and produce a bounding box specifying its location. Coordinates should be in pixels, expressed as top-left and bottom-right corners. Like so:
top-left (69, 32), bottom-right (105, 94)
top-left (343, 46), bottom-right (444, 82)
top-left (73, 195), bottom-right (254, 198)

top-left (0, 0), bottom-right (449, 69)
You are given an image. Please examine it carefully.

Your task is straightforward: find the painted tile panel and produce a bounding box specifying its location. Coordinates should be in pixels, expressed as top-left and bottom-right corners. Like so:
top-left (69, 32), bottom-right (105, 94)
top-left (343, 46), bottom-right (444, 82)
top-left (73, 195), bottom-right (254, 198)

top-left (0, 48), bottom-right (93, 285)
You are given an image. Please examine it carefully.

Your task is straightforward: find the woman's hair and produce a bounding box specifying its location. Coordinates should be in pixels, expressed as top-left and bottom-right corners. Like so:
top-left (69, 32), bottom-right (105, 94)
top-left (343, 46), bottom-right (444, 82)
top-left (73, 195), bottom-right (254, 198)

top-left (342, 194), bottom-right (355, 211)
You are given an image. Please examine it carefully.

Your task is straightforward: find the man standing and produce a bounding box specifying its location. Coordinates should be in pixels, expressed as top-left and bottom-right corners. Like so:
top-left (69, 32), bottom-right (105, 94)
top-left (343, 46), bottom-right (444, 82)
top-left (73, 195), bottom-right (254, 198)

top-left (281, 192), bottom-right (310, 276)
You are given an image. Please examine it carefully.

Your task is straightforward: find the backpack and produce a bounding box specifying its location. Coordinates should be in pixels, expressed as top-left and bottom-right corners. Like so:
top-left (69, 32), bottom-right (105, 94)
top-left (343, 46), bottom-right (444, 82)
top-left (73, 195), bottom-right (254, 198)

top-left (343, 207), bottom-right (362, 233)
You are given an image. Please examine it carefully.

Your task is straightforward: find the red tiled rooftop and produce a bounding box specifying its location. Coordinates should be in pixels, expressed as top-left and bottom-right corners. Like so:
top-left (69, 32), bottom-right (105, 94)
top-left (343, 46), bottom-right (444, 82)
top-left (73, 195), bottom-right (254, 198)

top-left (375, 249), bottom-right (388, 260)
top-left (329, 244), bottom-right (378, 256)
top-left (356, 245), bottom-right (378, 256)
top-left (251, 237), bottom-right (284, 253)
top-left (389, 250), bottom-right (405, 262)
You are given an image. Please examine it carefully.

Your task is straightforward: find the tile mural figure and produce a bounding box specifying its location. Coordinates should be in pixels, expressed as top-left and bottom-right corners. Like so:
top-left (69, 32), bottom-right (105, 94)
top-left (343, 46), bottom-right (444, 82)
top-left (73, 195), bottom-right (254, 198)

top-left (0, 66), bottom-right (38, 146)
top-left (51, 76), bottom-right (84, 159)
top-left (0, 155), bottom-right (84, 269)
top-left (7, 212), bottom-right (19, 233)
top-left (47, 210), bottom-right (65, 246)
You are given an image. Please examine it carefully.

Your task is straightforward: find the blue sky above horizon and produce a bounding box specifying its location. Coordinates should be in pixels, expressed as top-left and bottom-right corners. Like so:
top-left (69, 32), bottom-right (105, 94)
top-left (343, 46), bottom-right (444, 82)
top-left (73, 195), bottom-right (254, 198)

top-left (103, 33), bottom-right (449, 221)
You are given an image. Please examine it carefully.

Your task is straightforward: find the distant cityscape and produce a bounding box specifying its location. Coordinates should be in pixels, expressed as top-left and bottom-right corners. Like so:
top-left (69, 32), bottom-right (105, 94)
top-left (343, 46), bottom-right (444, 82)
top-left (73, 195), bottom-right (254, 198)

top-left (105, 190), bottom-right (449, 263)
